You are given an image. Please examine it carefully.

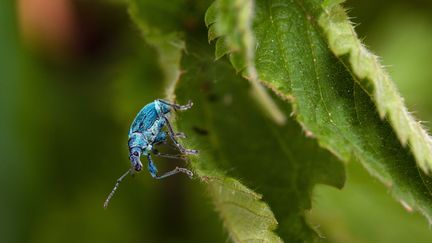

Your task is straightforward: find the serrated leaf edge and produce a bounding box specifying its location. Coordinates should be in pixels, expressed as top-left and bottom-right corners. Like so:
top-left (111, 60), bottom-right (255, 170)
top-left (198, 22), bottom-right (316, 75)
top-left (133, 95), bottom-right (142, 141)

top-left (318, 3), bottom-right (432, 175)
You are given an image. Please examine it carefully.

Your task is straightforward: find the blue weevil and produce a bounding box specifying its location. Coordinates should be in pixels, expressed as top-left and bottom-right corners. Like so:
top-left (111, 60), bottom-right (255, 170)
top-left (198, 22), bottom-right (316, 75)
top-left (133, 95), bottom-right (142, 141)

top-left (104, 99), bottom-right (198, 208)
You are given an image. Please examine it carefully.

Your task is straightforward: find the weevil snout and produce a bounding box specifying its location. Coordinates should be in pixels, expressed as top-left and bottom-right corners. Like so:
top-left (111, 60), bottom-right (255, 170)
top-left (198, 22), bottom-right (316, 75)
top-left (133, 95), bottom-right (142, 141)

top-left (133, 160), bottom-right (143, 171)
top-left (129, 149), bottom-right (143, 172)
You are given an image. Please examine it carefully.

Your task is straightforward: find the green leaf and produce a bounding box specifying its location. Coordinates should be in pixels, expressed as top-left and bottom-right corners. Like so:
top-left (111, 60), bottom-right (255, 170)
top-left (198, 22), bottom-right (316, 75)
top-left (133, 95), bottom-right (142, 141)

top-left (206, 0), bottom-right (432, 223)
top-left (205, 0), bottom-right (287, 125)
top-left (370, 9), bottom-right (432, 127)
top-left (173, 43), bottom-right (345, 242)
top-left (319, 2), bottom-right (432, 175)
top-left (127, 0), bottom-right (344, 241)
top-left (311, 162), bottom-right (432, 243)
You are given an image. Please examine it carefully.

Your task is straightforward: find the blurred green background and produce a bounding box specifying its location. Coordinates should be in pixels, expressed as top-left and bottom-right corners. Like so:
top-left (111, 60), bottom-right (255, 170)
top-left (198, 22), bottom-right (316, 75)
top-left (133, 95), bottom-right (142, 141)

top-left (1, 0), bottom-right (432, 242)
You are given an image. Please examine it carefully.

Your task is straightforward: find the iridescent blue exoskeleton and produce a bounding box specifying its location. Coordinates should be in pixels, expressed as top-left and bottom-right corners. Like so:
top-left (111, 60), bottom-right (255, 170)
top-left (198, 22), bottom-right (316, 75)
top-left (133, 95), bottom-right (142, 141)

top-left (104, 99), bottom-right (198, 208)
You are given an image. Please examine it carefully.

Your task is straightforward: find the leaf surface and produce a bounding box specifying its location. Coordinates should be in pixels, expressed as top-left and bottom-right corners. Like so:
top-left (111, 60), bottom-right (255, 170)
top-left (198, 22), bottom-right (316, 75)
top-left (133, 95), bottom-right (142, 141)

top-left (206, 0), bottom-right (432, 223)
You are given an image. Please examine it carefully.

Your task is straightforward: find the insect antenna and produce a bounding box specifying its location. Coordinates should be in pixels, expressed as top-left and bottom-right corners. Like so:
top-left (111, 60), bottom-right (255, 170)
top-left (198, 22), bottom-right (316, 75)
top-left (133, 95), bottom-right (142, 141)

top-left (104, 169), bottom-right (131, 209)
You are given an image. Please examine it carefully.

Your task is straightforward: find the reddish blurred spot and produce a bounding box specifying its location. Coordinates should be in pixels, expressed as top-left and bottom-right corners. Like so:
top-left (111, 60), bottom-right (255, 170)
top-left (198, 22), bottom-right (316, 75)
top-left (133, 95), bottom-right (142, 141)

top-left (18, 0), bottom-right (79, 57)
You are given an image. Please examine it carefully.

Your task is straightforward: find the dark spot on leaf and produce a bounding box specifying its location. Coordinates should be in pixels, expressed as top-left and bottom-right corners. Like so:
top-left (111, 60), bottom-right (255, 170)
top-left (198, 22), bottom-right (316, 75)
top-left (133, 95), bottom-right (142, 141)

top-left (192, 126), bottom-right (209, 136)
top-left (207, 94), bottom-right (219, 102)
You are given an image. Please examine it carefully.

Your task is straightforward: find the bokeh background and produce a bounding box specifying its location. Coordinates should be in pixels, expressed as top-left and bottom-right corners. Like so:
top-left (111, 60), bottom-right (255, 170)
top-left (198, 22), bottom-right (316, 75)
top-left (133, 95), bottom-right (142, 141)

top-left (1, 0), bottom-right (432, 242)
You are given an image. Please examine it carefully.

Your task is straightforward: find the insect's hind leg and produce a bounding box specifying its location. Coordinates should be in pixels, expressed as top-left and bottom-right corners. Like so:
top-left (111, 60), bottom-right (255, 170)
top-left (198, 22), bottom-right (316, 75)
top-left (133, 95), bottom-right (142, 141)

top-left (163, 117), bottom-right (198, 155)
top-left (155, 167), bottom-right (193, 179)
top-left (147, 154), bottom-right (192, 179)
top-left (156, 99), bottom-right (193, 111)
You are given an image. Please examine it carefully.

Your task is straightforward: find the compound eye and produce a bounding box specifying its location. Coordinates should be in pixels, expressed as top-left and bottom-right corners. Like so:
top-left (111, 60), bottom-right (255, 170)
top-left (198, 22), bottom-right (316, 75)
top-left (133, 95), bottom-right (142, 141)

top-left (133, 151), bottom-right (139, 156)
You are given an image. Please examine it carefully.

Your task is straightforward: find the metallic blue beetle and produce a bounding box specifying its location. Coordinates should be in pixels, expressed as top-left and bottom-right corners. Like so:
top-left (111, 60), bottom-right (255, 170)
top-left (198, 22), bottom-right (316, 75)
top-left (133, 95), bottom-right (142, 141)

top-left (104, 99), bottom-right (197, 208)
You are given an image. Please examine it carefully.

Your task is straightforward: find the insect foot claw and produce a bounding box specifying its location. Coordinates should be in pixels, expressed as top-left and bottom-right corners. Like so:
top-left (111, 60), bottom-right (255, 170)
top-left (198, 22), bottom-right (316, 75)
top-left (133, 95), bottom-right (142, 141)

top-left (187, 100), bottom-right (193, 107)
top-left (176, 100), bottom-right (193, 111)
top-left (177, 167), bottom-right (193, 178)
top-left (175, 132), bottom-right (187, 139)
top-left (183, 149), bottom-right (198, 155)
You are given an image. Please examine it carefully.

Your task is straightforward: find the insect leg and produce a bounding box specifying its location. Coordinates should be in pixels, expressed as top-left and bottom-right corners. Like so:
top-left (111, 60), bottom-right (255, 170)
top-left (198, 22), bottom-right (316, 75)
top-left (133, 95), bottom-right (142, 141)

top-left (163, 117), bottom-right (198, 154)
top-left (147, 154), bottom-right (192, 179)
top-left (152, 149), bottom-right (186, 160)
top-left (154, 132), bottom-right (185, 152)
top-left (154, 131), bottom-right (167, 144)
top-left (155, 167), bottom-right (193, 179)
top-left (156, 99), bottom-right (193, 111)
top-left (174, 132), bottom-right (186, 139)
top-left (147, 155), bottom-right (158, 178)
top-left (153, 135), bottom-right (182, 152)
top-left (153, 139), bottom-right (176, 150)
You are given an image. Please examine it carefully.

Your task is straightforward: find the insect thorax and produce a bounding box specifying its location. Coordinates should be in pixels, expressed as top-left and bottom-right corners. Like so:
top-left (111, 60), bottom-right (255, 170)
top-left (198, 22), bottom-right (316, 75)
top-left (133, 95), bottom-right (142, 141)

top-left (154, 100), bottom-right (171, 115)
top-left (128, 133), bottom-right (146, 149)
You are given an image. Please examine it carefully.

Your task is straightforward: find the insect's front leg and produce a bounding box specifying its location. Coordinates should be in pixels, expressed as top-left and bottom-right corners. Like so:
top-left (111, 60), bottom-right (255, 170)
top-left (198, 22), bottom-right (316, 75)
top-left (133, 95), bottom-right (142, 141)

top-left (156, 99), bottom-right (193, 111)
top-left (163, 116), bottom-right (198, 155)
top-left (147, 154), bottom-right (158, 178)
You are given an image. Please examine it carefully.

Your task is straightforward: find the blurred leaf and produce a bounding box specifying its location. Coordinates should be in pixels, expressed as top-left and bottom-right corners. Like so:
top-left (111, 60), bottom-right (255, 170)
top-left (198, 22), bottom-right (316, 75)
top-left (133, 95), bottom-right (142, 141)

top-left (173, 42), bottom-right (345, 242)
top-left (310, 162), bottom-right (432, 243)
top-left (206, 0), bottom-right (432, 224)
top-left (0, 1), bottom-right (26, 242)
